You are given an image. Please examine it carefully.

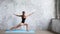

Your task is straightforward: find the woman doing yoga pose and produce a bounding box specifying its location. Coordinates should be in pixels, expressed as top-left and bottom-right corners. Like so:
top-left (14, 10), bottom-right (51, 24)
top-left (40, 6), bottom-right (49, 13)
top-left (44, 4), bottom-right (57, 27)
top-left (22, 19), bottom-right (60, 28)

top-left (10, 11), bottom-right (34, 31)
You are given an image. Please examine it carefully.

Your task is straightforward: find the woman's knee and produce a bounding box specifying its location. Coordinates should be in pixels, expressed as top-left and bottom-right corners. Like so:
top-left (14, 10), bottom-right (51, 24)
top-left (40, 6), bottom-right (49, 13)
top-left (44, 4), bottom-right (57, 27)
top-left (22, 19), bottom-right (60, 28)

top-left (24, 23), bottom-right (28, 26)
top-left (26, 24), bottom-right (28, 26)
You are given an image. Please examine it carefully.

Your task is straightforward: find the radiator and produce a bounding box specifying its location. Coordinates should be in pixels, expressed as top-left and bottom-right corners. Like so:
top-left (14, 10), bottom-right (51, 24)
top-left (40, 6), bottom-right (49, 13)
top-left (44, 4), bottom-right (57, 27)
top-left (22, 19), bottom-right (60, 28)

top-left (52, 19), bottom-right (60, 33)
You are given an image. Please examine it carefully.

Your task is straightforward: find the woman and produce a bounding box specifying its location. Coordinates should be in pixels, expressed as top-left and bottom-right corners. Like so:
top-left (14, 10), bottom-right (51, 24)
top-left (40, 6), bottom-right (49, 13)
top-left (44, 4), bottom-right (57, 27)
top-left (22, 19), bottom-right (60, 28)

top-left (10, 11), bottom-right (34, 31)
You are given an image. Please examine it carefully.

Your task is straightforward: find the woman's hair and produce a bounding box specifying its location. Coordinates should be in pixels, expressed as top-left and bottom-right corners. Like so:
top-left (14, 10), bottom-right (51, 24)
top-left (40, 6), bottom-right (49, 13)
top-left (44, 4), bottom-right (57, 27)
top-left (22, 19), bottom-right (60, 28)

top-left (22, 11), bottom-right (25, 13)
top-left (22, 11), bottom-right (25, 15)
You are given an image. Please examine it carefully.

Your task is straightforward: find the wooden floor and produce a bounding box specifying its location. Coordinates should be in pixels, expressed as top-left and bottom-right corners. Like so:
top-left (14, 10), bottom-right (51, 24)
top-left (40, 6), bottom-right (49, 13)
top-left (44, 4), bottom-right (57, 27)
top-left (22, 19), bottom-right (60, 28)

top-left (0, 30), bottom-right (56, 34)
top-left (36, 30), bottom-right (55, 34)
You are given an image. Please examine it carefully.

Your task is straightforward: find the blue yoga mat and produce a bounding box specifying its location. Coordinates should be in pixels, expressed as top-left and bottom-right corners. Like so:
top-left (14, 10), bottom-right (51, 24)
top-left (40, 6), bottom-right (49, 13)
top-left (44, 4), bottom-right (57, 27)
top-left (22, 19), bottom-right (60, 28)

top-left (6, 29), bottom-right (35, 33)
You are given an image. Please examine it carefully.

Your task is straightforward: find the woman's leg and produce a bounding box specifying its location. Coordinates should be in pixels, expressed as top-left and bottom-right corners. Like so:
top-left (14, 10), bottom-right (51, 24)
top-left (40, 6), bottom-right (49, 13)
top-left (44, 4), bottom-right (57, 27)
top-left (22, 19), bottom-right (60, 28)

top-left (24, 23), bottom-right (28, 31)
top-left (10, 23), bottom-right (21, 30)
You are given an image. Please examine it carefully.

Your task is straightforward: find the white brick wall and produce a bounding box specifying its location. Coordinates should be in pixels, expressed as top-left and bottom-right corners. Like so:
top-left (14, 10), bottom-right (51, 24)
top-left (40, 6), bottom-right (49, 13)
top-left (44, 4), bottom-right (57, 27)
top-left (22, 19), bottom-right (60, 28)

top-left (0, 0), bottom-right (55, 30)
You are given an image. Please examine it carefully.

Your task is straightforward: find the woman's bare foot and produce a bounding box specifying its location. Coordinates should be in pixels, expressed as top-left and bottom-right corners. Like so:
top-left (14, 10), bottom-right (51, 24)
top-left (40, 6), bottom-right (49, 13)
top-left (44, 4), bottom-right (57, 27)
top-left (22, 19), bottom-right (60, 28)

top-left (10, 27), bottom-right (15, 30)
top-left (26, 29), bottom-right (29, 31)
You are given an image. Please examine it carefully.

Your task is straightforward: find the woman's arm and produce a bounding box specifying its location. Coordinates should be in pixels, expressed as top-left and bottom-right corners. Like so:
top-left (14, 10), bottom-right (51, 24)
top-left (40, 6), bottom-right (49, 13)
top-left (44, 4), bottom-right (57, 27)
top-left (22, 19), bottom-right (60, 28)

top-left (14, 14), bottom-right (22, 17)
top-left (26, 12), bottom-right (34, 17)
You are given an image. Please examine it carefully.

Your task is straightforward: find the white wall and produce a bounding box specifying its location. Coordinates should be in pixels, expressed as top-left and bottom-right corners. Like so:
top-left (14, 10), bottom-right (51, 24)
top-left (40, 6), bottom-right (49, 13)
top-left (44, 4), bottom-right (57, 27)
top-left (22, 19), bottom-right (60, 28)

top-left (0, 0), bottom-right (55, 30)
